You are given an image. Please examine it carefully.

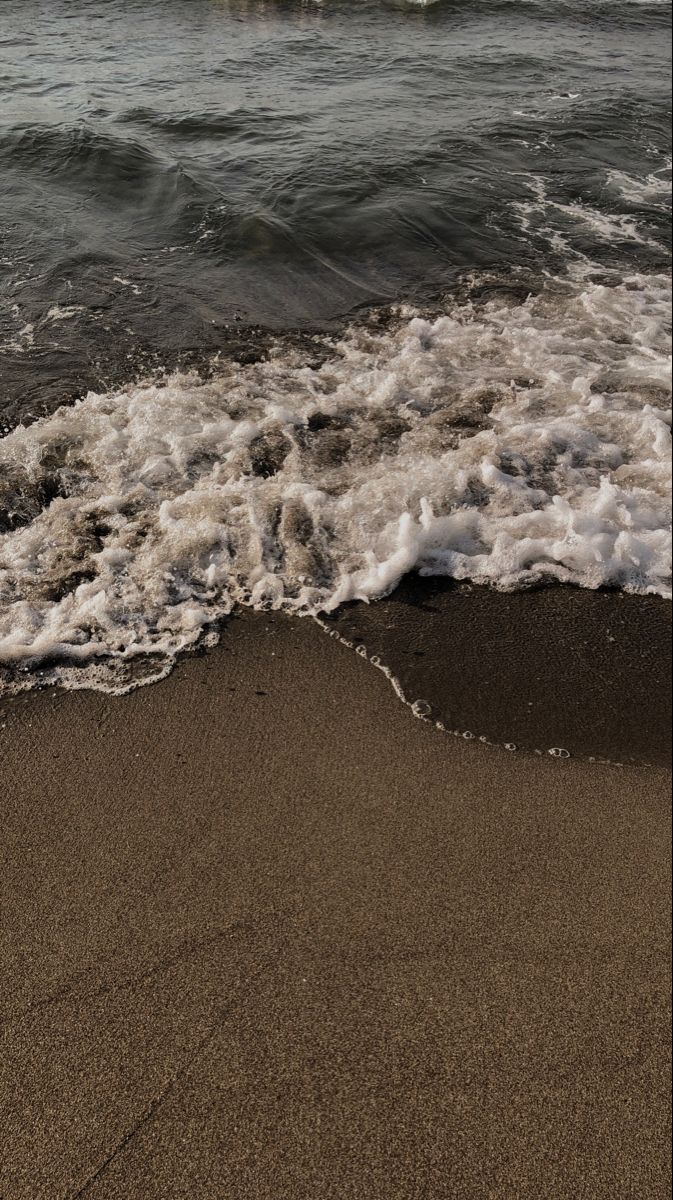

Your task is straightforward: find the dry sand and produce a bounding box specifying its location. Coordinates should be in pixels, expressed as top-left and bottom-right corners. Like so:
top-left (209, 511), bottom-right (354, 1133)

top-left (1, 606), bottom-right (671, 1199)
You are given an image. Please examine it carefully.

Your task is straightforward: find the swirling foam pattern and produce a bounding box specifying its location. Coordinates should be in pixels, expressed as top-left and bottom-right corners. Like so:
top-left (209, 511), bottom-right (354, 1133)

top-left (0, 265), bottom-right (670, 691)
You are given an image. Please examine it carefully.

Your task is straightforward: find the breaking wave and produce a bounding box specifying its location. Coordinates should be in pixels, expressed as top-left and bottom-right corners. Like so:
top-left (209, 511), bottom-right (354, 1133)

top-left (0, 263), bottom-right (670, 694)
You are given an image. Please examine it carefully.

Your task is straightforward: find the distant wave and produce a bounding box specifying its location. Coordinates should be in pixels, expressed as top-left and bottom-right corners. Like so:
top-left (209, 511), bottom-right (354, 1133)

top-left (117, 106), bottom-right (312, 141)
top-left (311, 0), bottom-right (671, 16)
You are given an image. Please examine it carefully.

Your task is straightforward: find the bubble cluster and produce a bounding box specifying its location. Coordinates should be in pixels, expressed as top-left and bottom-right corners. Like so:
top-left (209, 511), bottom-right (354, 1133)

top-left (0, 266), bottom-right (670, 694)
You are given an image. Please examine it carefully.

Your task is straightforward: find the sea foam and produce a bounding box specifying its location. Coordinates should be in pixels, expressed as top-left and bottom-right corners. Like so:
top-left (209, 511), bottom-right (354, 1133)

top-left (0, 265), bottom-right (671, 693)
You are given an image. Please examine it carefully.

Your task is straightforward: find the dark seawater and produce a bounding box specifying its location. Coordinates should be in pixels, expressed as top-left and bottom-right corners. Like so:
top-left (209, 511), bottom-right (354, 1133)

top-left (1, 0), bottom-right (670, 416)
top-left (0, 0), bottom-right (671, 700)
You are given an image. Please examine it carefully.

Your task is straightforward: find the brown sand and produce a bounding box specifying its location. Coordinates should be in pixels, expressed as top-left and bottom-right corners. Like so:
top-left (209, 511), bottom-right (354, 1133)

top-left (0, 610), bottom-right (671, 1199)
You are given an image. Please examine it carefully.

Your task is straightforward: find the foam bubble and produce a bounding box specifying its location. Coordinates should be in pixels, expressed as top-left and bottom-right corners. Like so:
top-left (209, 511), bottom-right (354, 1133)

top-left (0, 265), bottom-right (671, 693)
top-left (607, 163), bottom-right (672, 209)
top-left (511, 172), bottom-right (671, 255)
top-left (46, 305), bottom-right (86, 323)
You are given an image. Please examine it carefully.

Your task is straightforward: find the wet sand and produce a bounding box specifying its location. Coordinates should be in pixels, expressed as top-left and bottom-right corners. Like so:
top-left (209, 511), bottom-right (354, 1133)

top-left (1, 601), bottom-right (671, 1199)
top-left (331, 578), bottom-right (672, 765)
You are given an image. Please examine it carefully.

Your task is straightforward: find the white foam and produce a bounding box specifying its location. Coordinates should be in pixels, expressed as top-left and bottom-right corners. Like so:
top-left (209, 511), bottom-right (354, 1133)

top-left (3, 322), bottom-right (35, 353)
top-left (512, 173), bottom-right (671, 255)
top-left (46, 305), bottom-right (86, 323)
top-left (607, 163), bottom-right (672, 209)
top-left (112, 275), bottom-right (142, 296)
top-left (0, 266), bottom-right (671, 692)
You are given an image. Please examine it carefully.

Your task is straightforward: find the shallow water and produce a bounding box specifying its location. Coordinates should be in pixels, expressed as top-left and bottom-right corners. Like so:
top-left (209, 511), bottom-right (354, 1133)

top-left (1, 0), bottom-right (670, 395)
top-left (0, 0), bottom-right (671, 693)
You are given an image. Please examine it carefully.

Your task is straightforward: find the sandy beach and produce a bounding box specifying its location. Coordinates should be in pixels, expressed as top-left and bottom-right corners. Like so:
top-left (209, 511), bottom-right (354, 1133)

top-left (1, 1), bottom-right (671, 1195)
top-left (1, 593), bottom-right (670, 1199)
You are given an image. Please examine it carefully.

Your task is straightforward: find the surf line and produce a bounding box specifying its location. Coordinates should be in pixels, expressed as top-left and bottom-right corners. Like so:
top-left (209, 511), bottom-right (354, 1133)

top-left (312, 613), bottom-right (581, 763)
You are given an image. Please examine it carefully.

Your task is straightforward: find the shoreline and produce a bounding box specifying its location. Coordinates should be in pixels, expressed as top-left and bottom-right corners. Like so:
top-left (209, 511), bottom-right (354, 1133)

top-left (2, 579), bottom-right (670, 767)
top-left (1, 599), bottom-right (671, 1198)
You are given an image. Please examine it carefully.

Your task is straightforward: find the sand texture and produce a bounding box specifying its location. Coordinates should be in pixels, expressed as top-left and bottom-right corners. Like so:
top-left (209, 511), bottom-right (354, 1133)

top-left (1, 606), bottom-right (671, 1199)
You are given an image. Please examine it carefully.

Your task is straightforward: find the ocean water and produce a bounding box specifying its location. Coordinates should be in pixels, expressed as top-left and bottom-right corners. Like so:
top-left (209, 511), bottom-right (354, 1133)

top-left (0, 0), bottom-right (671, 694)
